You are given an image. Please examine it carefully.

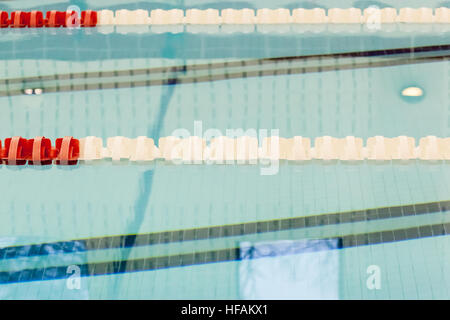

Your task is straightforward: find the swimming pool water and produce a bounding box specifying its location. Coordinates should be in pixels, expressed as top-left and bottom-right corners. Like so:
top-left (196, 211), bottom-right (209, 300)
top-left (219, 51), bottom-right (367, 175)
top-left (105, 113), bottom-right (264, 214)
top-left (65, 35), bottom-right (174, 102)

top-left (1, 0), bottom-right (450, 300)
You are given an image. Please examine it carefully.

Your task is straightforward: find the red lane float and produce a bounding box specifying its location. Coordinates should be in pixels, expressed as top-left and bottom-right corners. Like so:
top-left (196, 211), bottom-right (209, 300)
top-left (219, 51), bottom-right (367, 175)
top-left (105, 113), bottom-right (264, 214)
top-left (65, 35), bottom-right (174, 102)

top-left (2, 137), bottom-right (30, 165)
top-left (28, 136), bottom-right (55, 165)
top-left (0, 11), bottom-right (9, 28)
top-left (0, 136), bottom-right (79, 166)
top-left (45, 10), bottom-right (63, 27)
top-left (1, 10), bottom-right (98, 28)
top-left (10, 11), bottom-right (29, 28)
top-left (81, 10), bottom-right (97, 27)
top-left (47, 10), bottom-right (80, 27)
top-left (29, 11), bottom-right (44, 28)
top-left (55, 136), bottom-right (80, 165)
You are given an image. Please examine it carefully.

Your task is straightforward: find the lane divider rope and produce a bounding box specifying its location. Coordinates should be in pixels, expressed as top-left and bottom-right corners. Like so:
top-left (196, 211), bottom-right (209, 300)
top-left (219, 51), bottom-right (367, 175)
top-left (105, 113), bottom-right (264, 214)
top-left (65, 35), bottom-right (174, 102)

top-left (0, 136), bottom-right (79, 166)
top-left (0, 8), bottom-right (449, 29)
top-left (2, 135), bottom-right (450, 165)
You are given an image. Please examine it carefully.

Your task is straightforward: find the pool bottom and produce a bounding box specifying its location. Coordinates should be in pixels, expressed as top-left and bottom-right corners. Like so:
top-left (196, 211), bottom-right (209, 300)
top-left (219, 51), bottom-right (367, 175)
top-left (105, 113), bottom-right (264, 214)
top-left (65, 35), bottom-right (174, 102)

top-left (0, 234), bottom-right (448, 299)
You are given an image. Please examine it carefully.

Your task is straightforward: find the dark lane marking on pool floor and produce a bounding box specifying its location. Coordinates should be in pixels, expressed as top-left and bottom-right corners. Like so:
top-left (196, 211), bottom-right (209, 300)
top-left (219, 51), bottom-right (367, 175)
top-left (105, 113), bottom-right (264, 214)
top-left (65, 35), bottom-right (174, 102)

top-left (0, 222), bottom-right (449, 284)
top-left (1, 199), bottom-right (449, 260)
top-left (0, 44), bottom-right (449, 97)
top-left (1, 44), bottom-right (449, 86)
top-left (1, 54), bottom-right (449, 96)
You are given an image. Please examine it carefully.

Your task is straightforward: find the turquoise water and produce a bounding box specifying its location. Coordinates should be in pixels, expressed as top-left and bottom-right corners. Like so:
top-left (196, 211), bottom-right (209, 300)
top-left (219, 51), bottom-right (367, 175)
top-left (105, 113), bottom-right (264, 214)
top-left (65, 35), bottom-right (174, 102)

top-left (1, 1), bottom-right (450, 299)
top-left (1, 37), bottom-right (449, 140)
